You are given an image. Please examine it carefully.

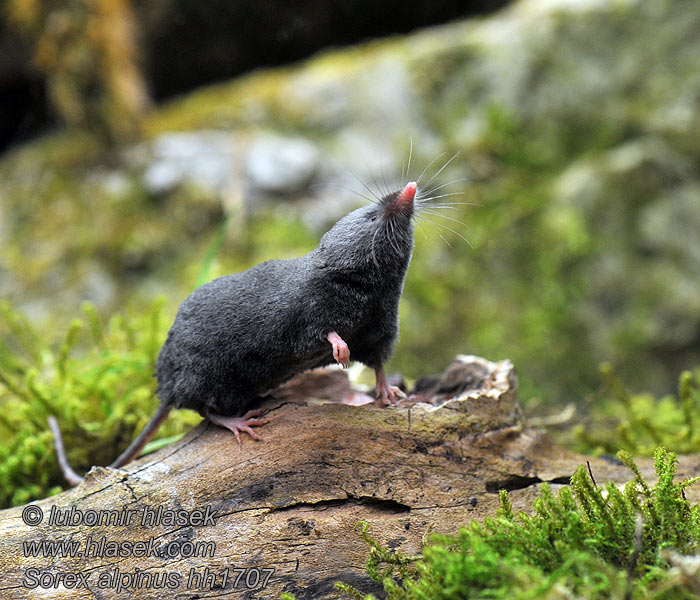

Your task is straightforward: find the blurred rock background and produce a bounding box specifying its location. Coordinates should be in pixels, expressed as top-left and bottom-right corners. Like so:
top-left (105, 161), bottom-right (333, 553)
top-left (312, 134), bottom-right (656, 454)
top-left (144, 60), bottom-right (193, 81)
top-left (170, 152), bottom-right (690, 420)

top-left (1, 0), bottom-right (699, 420)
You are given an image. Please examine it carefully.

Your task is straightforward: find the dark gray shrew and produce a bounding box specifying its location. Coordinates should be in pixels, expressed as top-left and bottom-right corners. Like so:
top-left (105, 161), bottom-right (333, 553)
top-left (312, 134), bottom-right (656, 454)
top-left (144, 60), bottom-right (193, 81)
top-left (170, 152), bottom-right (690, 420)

top-left (50, 181), bottom-right (417, 485)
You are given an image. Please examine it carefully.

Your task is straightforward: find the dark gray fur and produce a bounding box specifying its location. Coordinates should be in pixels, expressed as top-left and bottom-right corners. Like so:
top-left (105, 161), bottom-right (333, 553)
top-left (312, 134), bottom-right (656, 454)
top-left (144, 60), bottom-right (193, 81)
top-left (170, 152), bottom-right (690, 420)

top-left (155, 189), bottom-right (414, 416)
top-left (48, 188), bottom-right (415, 485)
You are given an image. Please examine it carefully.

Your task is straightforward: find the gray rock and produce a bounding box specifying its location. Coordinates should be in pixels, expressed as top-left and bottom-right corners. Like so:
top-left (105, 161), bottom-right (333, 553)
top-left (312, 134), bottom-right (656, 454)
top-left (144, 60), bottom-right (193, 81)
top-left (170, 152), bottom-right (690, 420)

top-left (639, 185), bottom-right (700, 347)
top-left (245, 135), bottom-right (320, 195)
top-left (553, 138), bottom-right (700, 362)
top-left (80, 264), bottom-right (118, 309)
top-left (639, 184), bottom-right (700, 272)
top-left (142, 131), bottom-right (238, 195)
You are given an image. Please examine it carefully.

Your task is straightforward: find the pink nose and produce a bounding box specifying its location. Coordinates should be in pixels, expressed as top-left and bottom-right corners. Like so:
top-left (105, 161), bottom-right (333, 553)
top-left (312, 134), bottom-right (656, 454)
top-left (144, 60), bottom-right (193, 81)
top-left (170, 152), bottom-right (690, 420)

top-left (396, 181), bottom-right (417, 206)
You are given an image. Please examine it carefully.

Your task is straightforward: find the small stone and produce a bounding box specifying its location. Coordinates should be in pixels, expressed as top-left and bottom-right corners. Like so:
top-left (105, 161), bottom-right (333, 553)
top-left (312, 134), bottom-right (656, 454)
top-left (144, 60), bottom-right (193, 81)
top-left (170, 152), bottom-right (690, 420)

top-left (245, 136), bottom-right (319, 195)
top-left (142, 131), bottom-right (237, 195)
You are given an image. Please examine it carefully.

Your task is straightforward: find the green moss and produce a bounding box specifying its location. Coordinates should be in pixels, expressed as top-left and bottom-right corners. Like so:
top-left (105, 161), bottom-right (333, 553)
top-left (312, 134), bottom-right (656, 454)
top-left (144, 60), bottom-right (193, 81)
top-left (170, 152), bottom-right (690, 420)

top-left (0, 299), bottom-right (200, 508)
top-left (333, 448), bottom-right (700, 600)
top-left (0, 202), bottom-right (319, 509)
top-left (569, 365), bottom-right (700, 457)
top-left (146, 69), bottom-right (292, 135)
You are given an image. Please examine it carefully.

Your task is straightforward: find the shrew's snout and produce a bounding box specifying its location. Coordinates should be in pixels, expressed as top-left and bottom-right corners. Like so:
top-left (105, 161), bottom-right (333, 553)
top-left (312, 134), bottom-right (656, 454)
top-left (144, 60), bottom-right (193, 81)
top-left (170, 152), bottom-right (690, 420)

top-left (383, 181), bottom-right (416, 216)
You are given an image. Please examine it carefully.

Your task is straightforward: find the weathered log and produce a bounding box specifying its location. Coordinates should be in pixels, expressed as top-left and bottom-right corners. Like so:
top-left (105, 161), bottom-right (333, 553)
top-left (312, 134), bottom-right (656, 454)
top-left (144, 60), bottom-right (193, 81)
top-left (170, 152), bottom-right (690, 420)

top-left (1, 355), bottom-right (699, 599)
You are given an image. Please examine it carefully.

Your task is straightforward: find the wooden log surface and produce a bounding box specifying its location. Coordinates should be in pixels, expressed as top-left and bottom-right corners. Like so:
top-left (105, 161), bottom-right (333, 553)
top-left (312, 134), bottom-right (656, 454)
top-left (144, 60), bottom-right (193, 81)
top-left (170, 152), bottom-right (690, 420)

top-left (1, 355), bottom-right (699, 599)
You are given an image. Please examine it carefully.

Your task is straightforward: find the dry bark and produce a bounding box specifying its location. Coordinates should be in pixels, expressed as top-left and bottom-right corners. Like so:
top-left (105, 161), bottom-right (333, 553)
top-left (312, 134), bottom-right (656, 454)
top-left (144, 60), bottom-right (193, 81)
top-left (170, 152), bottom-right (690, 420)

top-left (1, 355), bottom-right (699, 600)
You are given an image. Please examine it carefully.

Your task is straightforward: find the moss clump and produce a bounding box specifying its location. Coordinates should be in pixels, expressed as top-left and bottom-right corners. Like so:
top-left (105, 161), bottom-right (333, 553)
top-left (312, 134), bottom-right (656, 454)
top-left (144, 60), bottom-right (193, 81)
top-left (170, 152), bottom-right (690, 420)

top-left (334, 448), bottom-right (700, 600)
top-left (0, 299), bottom-right (199, 508)
top-left (571, 364), bottom-right (700, 457)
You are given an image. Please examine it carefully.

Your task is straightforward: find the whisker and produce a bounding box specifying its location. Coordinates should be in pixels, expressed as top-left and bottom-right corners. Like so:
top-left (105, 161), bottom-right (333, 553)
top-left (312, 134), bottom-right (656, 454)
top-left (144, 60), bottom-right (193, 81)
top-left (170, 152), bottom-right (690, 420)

top-left (412, 215), bottom-right (428, 240)
top-left (345, 163), bottom-right (383, 204)
top-left (373, 158), bottom-right (384, 196)
top-left (417, 192), bottom-right (465, 202)
top-left (401, 140), bottom-right (408, 181)
top-left (419, 209), bottom-right (468, 228)
top-left (406, 137), bottom-right (414, 182)
top-left (420, 180), bottom-right (469, 199)
top-left (370, 227), bottom-right (381, 268)
top-left (315, 181), bottom-right (380, 206)
top-left (437, 232), bottom-right (453, 248)
top-left (419, 206), bottom-right (466, 219)
top-left (391, 220), bottom-right (401, 255)
top-left (416, 152), bottom-right (446, 186)
top-left (419, 177), bottom-right (469, 195)
top-left (423, 201), bottom-right (481, 206)
top-left (386, 218), bottom-right (400, 255)
top-left (419, 214), bottom-right (473, 248)
top-left (379, 159), bottom-right (393, 198)
top-left (422, 151), bottom-right (461, 190)
top-left (419, 205), bottom-right (460, 211)
top-left (419, 204), bottom-right (478, 212)
top-left (363, 157), bottom-right (385, 197)
top-left (420, 203), bottom-right (482, 211)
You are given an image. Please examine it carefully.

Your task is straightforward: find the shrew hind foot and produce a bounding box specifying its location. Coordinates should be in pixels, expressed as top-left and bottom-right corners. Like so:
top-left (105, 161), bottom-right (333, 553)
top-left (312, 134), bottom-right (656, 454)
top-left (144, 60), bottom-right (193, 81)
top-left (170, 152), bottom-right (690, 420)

top-left (206, 409), bottom-right (268, 446)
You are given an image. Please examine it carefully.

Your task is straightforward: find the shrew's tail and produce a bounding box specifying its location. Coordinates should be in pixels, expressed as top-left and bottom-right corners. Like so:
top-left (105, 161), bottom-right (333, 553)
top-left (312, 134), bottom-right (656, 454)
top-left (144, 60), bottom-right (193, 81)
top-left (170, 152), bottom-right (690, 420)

top-left (48, 404), bottom-right (172, 486)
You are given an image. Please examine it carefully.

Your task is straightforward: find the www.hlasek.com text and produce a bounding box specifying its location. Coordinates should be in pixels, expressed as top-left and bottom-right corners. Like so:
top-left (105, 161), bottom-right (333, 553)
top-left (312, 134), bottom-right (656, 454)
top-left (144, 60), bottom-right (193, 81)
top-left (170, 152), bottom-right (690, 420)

top-left (24, 535), bottom-right (216, 559)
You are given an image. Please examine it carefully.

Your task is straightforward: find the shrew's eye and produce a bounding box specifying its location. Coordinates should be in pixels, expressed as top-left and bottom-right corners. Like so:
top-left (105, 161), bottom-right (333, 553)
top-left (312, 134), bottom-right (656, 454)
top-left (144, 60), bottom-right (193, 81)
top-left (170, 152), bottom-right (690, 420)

top-left (370, 215), bottom-right (378, 222)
